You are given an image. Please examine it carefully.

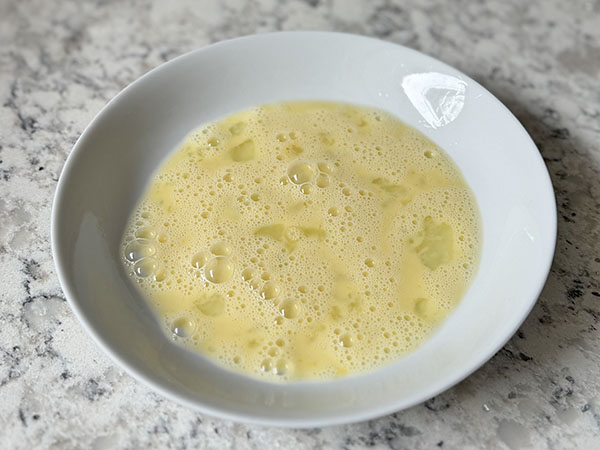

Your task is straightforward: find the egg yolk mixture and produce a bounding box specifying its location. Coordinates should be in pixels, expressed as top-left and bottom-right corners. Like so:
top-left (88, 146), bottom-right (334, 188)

top-left (121, 101), bottom-right (481, 381)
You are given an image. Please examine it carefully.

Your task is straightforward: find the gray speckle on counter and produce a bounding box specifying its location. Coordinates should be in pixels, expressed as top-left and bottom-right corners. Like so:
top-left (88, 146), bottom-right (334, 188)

top-left (1, 0), bottom-right (599, 448)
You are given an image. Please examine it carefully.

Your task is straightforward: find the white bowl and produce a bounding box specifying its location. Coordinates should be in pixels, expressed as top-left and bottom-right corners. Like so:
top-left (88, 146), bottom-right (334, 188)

top-left (51, 32), bottom-right (556, 427)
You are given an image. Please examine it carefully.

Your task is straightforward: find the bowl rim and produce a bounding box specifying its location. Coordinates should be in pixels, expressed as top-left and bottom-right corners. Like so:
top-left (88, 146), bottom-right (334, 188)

top-left (51, 31), bottom-right (557, 427)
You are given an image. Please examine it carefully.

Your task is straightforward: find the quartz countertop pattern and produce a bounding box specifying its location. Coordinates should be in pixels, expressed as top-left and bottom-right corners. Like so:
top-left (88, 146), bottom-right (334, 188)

top-left (1, 0), bottom-right (599, 448)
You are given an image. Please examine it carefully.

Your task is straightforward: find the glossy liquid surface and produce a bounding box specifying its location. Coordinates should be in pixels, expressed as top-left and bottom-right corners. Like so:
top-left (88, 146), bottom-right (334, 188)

top-left (121, 101), bottom-right (481, 381)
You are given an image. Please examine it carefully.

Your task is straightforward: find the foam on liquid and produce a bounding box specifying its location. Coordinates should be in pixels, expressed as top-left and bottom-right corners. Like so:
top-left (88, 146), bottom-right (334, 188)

top-left (121, 101), bottom-right (481, 381)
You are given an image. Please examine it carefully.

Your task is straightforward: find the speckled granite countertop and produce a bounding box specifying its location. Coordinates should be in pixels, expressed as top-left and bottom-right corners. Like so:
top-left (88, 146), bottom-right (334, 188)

top-left (1, 0), bottom-right (599, 448)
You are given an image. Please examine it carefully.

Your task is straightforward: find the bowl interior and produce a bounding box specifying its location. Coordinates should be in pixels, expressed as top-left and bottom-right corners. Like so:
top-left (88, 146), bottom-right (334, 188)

top-left (52, 32), bottom-right (556, 427)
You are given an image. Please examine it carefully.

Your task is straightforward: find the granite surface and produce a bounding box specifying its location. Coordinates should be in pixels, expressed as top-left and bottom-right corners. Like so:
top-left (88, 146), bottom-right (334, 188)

top-left (1, 0), bottom-right (600, 448)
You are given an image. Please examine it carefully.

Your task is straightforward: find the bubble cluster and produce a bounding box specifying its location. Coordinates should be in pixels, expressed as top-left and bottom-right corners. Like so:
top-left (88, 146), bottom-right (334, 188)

top-left (121, 100), bottom-right (481, 382)
top-left (123, 232), bottom-right (166, 282)
top-left (125, 239), bottom-right (156, 262)
top-left (286, 160), bottom-right (333, 194)
top-left (188, 242), bottom-right (235, 284)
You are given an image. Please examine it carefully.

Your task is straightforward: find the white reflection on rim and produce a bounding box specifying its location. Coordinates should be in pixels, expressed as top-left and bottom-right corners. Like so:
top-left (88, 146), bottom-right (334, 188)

top-left (402, 72), bottom-right (467, 129)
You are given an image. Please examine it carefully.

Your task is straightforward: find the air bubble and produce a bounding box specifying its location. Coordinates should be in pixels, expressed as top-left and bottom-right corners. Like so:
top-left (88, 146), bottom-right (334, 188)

top-left (210, 242), bottom-right (233, 256)
top-left (204, 256), bottom-right (234, 284)
top-left (316, 173), bottom-right (330, 188)
top-left (317, 162), bottom-right (333, 174)
top-left (339, 334), bottom-right (354, 348)
top-left (125, 239), bottom-right (156, 262)
top-left (328, 207), bottom-right (340, 217)
top-left (261, 358), bottom-right (273, 372)
top-left (287, 162), bottom-right (316, 185)
top-left (274, 359), bottom-right (292, 375)
top-left (260, 281), bottom-right (281, 300)
top-left (300, 183), bottom-right (313, 194)
top-left (153, 268), bottom-right (167, 282)
top-left (171, 318), bottom-right (195, 338)
top-left (279, 298), bottom-right (301, 319)
top-left (241, 268), bottom-right (257, 281)
top-left (191, 251), bottom-right (210, 268)
top-left (134, 257), bottom-right (158, 277)
top-left (135, 227), bottom-right (156, 240)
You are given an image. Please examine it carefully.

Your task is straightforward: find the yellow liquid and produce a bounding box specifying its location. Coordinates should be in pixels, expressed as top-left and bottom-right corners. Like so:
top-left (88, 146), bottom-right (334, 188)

top-left (121, 101), bottom-right (481, 381)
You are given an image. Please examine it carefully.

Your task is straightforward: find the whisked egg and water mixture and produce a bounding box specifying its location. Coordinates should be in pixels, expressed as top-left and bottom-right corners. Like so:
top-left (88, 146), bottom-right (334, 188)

top-left (121, 101), bottom-right (481, 381)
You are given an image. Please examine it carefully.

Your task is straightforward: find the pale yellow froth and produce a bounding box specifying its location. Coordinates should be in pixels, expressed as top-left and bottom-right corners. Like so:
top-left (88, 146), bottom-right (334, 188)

top-left (121, 101), bottom-right (481, 381)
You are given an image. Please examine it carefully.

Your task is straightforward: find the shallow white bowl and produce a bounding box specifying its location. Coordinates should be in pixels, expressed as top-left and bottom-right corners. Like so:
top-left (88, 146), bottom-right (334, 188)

top-left (51, 32), bottom-right (556, 427)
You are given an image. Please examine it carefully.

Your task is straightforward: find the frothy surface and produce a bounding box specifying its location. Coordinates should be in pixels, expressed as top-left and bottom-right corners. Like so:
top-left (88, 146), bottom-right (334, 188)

top-left (121, 101), bottom-right (481, 381)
